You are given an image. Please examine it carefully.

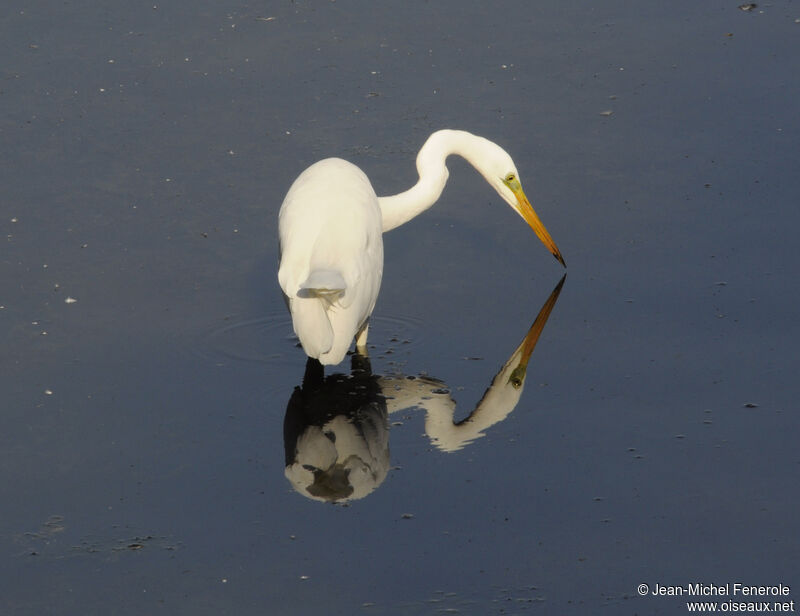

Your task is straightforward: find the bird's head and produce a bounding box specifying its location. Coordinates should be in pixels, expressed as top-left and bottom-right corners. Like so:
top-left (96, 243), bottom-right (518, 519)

top-left (477, 142), bottom-right (566, 267)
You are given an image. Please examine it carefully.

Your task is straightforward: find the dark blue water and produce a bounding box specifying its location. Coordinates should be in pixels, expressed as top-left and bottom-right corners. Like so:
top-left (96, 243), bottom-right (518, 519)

top-left (2, 1), bottom-right (798, 614)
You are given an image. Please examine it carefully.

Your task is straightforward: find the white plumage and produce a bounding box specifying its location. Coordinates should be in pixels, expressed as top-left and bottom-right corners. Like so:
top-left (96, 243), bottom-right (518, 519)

top-left (278, 130), bottom-right (565, 365)
top-left (278, 158), bottom-right (383, 364)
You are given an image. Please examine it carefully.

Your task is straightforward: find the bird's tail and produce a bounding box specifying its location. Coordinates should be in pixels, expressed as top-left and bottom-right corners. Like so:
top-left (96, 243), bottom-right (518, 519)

top-left (292, 298), bottom-right (333, 359)
top-left (291, 269), bottom-right (347, 360)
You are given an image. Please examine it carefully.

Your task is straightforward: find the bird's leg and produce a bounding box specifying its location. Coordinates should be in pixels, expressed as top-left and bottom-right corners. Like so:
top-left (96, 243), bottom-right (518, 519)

top-left (355, 319), bottom-right (370, 354)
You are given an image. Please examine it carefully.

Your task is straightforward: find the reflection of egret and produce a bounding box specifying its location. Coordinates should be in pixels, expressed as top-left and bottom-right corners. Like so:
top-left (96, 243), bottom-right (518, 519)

top-left (284, 355), bottom-right (390, 503)
top-left (382, 275), bottom-right (565, 452)
top-left (278, 129), bottom-right (566, 365)
top-left (283, 276), bottom-right (565, 502)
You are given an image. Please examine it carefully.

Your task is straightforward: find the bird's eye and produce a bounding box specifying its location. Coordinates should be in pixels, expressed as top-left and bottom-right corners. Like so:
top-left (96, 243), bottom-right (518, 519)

top-left (504, 173), bottom-right (516, 183)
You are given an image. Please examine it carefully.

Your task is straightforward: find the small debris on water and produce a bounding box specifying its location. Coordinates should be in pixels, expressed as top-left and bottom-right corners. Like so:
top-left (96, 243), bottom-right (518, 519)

top-left (738, 3), bottom-right (757, 11)
top-left (401, 513), bottom-right (414, 519)
top-left (65, 297), bottom-right (77, 304)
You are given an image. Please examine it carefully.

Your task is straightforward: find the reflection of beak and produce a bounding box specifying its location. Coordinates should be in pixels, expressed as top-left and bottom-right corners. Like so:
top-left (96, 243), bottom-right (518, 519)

top-left (513, 188), bottom-right (566, 267)
top-left (508, 273), bottom-right (566, 387)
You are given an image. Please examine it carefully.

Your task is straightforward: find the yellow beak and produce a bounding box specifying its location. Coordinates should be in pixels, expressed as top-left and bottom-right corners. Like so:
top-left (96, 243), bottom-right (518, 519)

top-left (512, 186), bottom-right (566, 267)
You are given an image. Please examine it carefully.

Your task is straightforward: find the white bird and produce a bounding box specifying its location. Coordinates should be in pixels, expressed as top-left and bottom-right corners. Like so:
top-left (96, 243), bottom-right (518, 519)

top-left (278, 129), bottom-right (565, 365)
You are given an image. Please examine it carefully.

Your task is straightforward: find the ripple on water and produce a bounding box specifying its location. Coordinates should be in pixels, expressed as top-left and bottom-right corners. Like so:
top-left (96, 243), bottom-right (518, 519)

top-left (189, 312), bottom-right (295, 366)
top-left (366, 313), bottom-right (425, 365)
top-left (190, 311), bottom-right (425, 367)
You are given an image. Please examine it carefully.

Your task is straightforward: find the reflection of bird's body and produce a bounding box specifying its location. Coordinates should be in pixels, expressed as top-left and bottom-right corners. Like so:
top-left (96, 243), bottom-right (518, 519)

top-left (278, 129), bottom-right (565, 365)
top-left (284, 355), bottom-right (389, 502)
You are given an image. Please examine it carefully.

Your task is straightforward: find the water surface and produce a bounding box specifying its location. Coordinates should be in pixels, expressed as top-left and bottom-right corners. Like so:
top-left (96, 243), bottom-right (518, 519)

top-left (2, 1), bottom-right (798, 614)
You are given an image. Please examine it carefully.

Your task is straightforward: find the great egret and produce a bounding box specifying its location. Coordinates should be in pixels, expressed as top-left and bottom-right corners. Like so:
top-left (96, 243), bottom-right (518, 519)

top-left (278, 129), bottom-right (565, 365)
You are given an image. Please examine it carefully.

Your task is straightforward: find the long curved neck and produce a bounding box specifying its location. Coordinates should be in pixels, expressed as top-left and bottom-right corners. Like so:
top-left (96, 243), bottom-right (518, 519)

top-left (377, 130), bottom-right (487, 232)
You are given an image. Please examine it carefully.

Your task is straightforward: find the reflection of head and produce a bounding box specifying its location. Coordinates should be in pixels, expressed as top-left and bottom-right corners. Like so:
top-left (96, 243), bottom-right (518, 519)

top-left (380, 275), bottom-right (565, 452)
top-left (284, 357), bottom-right (389, 503)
